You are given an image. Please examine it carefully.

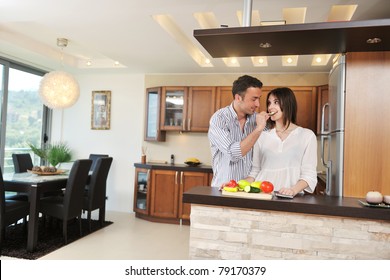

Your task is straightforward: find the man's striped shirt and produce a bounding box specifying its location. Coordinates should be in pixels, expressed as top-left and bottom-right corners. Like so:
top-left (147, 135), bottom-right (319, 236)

top-left (208, 103), bottom-right (257, 187)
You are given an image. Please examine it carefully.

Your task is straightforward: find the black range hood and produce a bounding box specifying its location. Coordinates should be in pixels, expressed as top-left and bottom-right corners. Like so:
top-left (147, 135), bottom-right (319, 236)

top-left (194, 18), bottom-right (390, 58)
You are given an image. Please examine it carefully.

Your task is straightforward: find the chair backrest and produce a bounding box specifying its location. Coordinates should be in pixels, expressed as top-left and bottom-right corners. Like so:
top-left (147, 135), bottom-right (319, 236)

top-left (63, 159), bottom-right (92, 219)
top-left (86, 157), bottom-right (113, 209)
top-left (0, 166), bottom-right (6, 218)
top-left (88, 154), bottom-right (109, 172)
top-left (12, 153), bottom-right (33, 173)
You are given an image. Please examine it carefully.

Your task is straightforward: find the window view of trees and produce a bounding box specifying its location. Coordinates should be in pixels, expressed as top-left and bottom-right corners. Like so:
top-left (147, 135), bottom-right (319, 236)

top-left (3, 67), bottom-right (46, 173)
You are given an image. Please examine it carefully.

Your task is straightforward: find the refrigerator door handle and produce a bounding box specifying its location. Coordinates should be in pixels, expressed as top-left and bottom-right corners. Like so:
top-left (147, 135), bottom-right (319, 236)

top-left (320, 135), bottom-right (327, 167)
top-left (321, 102), bottom-right (330, 134)
top-left (325, 160), bottom-right (332, 196)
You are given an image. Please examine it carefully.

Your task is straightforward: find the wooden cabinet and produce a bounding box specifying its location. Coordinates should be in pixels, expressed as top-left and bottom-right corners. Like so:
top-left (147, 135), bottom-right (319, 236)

top-left (150, 170), bottom-right (179, 219)
top-left (178, 171), bottom-right (209, 220)
top-left (144, 87), bottom-right (165, 141)
top-left (187, 86), bottom-right (216, 132)
top-left (147, 85), bottom-right (319, 135)
top-left (160, 86), bottom-right (216, 132)
top-left (133, 168), bottom-right (150, 215)
top-left (160, 87), bottom-right (187, 131)
top-left (215, 86), bottom-right (233, 110)
top-left (134, 163), bottom-right (212, 224)
top-left (344, 51), bottom-right (390, 197)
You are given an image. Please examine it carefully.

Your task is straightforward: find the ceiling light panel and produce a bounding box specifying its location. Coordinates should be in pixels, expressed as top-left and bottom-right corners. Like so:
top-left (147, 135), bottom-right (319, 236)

top-left (222, 57), bottom-right (240, 67)
top-left (251, 56), bottom-right (268, 67)
top-left (311, 54), bottom-right (332, 66)
top-left (282, 55), bottom-right (298, 66)
top-left (193, 12), bottom-right (219, 28)
top-left (237, 10), bottom-right (261, 26)
top-left (282, 7), bottom-right (307, 24)
top-left (153, 14), bottom-right (212, 68)
top-left (328, 5), bottom-right (357, 21)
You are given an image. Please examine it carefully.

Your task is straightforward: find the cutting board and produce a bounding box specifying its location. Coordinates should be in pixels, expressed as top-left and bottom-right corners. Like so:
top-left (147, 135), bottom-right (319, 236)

top-left (222, 190), bottom-right (273, 200)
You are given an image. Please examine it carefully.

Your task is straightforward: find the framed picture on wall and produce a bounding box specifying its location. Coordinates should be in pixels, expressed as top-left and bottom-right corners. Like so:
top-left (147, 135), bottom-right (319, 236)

top-left (91, 90), bottom-right (111, 130)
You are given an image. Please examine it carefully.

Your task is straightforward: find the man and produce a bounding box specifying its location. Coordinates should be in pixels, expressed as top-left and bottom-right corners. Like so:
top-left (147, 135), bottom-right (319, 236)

top-left (208, 75), bottom-right (269, 188)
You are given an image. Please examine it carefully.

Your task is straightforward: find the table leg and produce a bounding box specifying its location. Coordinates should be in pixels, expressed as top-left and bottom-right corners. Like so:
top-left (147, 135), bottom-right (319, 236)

top-left (27, 186), bottom-right (40, 252)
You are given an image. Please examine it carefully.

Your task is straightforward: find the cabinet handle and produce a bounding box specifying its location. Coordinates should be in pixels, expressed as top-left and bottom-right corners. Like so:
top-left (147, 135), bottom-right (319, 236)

top-left (175, 171), bottom-right (178, 185)
top-left (180, 171), bottom-right (183, 185)
top-left (182, 119), bottom-right (186, 131)
top-left (188, 118), bottom-right (191, 130)
top-left (147, 170), bottom-right (150, 181)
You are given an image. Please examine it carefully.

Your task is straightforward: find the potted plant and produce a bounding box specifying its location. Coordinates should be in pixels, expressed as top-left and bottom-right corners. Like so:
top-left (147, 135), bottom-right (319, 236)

top-left (28, 142), bottom-right (72, 168)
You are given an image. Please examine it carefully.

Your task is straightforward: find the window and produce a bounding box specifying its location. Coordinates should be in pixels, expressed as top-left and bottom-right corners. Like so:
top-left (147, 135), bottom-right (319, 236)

top-left (0, 57), bottom-right (51, 173)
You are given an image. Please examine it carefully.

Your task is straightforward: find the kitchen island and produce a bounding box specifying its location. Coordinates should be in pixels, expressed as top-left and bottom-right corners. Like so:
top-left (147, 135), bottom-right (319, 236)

top-left (183, 187), bottom-right (390, 260)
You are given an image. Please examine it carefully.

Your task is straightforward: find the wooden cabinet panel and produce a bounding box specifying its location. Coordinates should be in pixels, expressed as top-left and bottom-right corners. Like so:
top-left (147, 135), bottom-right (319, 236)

top-left (150, 170), bottom-right (179, 218)
top-left (216, 86), bottom-right (233, 110)
top-left (344, 51), bottom-right (390, 197)
top-left (187, 87), bottom-right (216, 132)
top-left (178, 171), bottom-right (209, 220)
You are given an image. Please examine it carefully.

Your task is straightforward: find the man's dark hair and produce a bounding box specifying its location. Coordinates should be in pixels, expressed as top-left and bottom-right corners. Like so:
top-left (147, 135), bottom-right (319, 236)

top-left (232, 75), bottom-right (263, 98)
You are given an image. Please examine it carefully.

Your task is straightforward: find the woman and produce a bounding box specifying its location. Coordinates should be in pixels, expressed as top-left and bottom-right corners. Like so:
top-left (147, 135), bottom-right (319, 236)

top-left (245, 87), bottom-right (317, 196)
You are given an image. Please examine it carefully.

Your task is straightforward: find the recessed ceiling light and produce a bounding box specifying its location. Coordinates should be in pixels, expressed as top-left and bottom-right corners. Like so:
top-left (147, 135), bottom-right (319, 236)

top-left (282, 55), bottom-right (298, 66)
top-left (222, 57), bottom-right (240, 67)
top-left (312, 54), bottom-right (332, 66)
top-left (251, 56), bottom-right (268, 67)
top-left (114, 61), bottom-right (120, 66)
top-left (86, 61), bottom-right (92, 66)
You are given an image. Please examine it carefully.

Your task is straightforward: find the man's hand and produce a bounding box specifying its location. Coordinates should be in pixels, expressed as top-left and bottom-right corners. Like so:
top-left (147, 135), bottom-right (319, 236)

top-left (255, 111), bottom-right (269, 132)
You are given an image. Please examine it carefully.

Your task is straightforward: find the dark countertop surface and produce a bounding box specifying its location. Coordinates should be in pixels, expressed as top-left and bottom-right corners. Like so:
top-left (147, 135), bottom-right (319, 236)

top-left (183, 186), bottom-right (390, 222)
top-left (134, 162), bottom-right (212, 172)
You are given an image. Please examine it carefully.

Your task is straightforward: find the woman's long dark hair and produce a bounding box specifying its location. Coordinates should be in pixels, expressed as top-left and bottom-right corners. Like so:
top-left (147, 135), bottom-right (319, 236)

top-left (266, 87), bottom-right (297, 130)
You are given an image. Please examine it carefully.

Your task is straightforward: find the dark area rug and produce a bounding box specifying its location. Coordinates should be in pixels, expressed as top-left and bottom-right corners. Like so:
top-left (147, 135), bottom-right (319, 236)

top-left (1, 218), bottom-right (113, 260)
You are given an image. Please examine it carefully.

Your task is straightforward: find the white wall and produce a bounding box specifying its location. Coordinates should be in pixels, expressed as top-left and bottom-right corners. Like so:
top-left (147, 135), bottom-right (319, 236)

top-left (52, 73), bottom-right (145, 213)
top-left (52, 72), bottom-right (328, 213)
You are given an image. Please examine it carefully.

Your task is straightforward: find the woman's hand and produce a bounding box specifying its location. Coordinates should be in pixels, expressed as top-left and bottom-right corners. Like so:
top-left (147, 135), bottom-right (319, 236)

top-left (278, 187), bottom-right (297, 196)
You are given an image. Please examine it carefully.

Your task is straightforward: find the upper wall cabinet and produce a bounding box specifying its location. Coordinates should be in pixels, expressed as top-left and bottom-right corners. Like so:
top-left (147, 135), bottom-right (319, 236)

top-left (160, 87), bottom-right (187, 131)
top-left (144, 87), bottom-right (166, 141)
top-left (187, 86), bottom-right (216, 132)
top-left (160, 86), bottom-right (216, 132)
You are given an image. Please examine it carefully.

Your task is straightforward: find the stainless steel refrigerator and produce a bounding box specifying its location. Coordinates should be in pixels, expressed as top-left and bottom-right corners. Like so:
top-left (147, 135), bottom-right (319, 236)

top-left (320, 54), bottom-right (346, 196)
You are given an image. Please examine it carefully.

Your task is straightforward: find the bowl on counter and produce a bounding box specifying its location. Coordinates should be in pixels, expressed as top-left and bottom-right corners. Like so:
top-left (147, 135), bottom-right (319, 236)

top-left (184, 161), bottom-right (201, 167)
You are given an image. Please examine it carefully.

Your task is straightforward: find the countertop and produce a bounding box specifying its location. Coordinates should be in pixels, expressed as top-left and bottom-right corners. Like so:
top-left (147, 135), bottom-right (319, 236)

top-left (183, 186), bottom-right (390, 222)
top-left (134, 162), bottom-right (212, 172)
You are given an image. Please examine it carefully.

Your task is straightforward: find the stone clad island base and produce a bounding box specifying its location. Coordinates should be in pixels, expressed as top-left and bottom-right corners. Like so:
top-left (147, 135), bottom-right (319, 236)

top-left (189, 205), bottom-right (390, 260)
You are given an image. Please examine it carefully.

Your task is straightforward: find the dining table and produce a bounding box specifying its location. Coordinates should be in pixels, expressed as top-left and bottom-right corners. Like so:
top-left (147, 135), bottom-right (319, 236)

top-left (3, 171), bottom-right (69, 252)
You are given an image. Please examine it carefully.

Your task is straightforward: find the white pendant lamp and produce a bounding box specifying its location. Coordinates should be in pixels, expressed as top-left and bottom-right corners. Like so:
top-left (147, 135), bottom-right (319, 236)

top-left (39, 38), bottom-right (80, 109)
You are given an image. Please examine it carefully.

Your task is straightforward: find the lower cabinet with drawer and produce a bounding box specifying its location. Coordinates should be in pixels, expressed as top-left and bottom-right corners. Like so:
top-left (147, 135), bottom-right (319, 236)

top-left (133, 163), bottom-right (212, 224)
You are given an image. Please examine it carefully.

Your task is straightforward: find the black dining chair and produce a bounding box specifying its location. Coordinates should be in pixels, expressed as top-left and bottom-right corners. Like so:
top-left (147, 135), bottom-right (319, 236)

top-left (88, 154), bottom-right (109, 172)
top-left (7, 153), bottom-right (34, 201)
top-left (82, 157), bottom-right (112, 231)
top-left (39, 159), bottom-right (92, 244)
top-left (12, 153), bottom-right (34, 173)
top-left (0, 166), bottom-right (30, 253)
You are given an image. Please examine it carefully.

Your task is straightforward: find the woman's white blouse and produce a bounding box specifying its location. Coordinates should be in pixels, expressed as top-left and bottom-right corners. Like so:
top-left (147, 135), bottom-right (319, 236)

top-left (248, 126), bottom-right (317, 193)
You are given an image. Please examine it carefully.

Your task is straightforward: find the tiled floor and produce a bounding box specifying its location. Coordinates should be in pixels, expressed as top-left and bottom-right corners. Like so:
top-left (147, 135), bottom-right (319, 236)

top-left (1, 212), bottom-right (190, 260)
